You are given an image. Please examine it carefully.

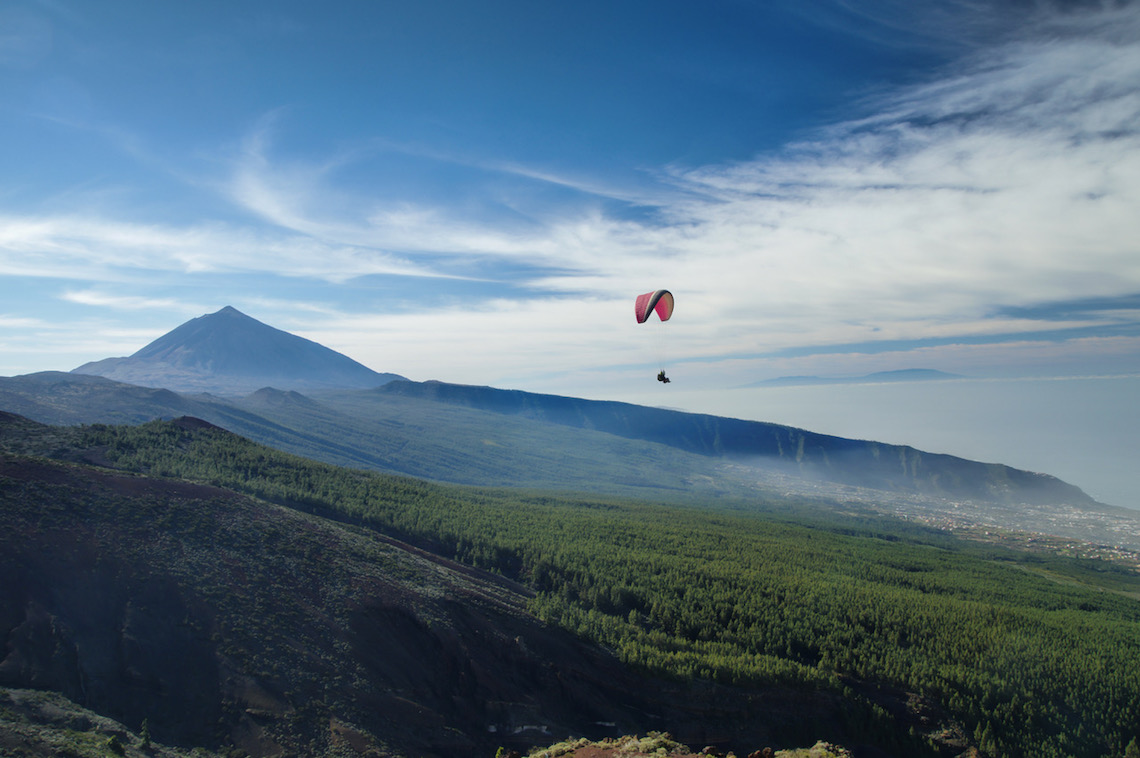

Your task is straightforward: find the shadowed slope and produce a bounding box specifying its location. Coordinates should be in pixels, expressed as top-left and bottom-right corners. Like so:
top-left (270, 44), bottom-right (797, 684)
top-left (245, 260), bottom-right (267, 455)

top-left (0, 449), bottom-right (661, 755)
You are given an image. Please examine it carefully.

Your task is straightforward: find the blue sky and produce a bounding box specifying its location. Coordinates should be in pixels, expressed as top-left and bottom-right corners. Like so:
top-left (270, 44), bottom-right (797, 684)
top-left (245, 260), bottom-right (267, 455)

top-left (2, 0), bottom-right (1139, 395)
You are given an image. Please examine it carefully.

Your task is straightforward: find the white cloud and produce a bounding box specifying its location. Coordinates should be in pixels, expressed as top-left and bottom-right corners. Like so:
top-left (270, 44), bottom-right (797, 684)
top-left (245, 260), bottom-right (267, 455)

top-left (60, 290), bottom-right (183, 311)
top-left (0, 314), bottom-right (43, 328)
top-left (0, 213), bottom-right (442, 282)
top-left (301, 295), bottom-right (633, 383)
top-left (0, 315), bottom-right (166, 374)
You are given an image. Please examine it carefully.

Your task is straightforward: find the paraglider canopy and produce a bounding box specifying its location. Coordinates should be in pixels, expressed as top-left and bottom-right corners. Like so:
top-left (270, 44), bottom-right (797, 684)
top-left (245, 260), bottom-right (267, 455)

top-left (634, 290), bottom-right (674, 324)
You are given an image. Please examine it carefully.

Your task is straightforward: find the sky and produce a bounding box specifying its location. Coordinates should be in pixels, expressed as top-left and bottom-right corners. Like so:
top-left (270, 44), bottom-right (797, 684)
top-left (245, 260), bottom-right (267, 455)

top-left (2, 1), bottom-right (1139, 393)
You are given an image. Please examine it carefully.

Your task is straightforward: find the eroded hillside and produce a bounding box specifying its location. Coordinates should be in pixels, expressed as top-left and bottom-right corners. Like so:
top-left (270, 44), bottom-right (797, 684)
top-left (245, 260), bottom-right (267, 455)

top-left (3, 414), bottom-right (1138, 757)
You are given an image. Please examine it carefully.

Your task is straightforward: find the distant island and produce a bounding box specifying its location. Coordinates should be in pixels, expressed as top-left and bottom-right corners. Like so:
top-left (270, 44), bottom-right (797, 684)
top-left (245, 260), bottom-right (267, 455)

top-left (747, 368), bottom-right (965, 387)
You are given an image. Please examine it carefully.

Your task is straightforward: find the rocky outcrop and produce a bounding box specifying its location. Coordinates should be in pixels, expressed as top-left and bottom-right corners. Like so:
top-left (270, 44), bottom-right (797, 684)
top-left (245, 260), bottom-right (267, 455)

top-left (0, 687), bottom-right (223, 758)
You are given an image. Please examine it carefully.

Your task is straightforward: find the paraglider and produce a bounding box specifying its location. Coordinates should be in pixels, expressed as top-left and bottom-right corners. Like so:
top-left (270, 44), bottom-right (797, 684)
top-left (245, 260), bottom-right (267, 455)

top-left (635, 290), bottom-right (673, 383)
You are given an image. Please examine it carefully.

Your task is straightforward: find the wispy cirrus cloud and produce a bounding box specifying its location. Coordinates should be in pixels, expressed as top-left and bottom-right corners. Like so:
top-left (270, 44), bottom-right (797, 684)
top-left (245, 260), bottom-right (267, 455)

top-left (0, 213), bottom-right (442, 282)
top-left (224, 118), bottom-right (661, 267)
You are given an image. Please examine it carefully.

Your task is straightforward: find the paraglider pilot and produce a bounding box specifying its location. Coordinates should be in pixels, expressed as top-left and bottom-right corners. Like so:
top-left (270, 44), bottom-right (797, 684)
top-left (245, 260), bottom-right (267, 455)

top-left (635, 290), bottom-right (675, 385)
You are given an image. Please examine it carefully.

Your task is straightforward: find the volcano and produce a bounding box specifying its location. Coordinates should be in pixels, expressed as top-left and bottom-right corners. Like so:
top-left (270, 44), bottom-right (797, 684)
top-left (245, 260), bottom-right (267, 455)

top-left (72, 306), bottom-right (404, 394)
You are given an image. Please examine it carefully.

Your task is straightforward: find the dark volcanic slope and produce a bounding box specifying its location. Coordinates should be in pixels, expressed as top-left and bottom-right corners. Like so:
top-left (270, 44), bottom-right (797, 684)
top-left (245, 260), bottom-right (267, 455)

top-left (0, 451), bottom-right (644, 756)
top-left (72, 306), bottom-right (403, 394)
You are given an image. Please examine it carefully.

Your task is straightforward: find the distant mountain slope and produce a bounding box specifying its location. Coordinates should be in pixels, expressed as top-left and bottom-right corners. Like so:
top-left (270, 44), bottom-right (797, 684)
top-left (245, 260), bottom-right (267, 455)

top-left (72, 306), bottom-right (403, 394)
top-left (371, 380), bottom-right (1094, 506)
top-left (0, 372), bottom-right (746, 498)
top-left (5, 371), bottom-right (1133, 551)
top-left (0, 371), bottom-right (203, 426)
top-left (0, 371), bottom-right (1099, 508)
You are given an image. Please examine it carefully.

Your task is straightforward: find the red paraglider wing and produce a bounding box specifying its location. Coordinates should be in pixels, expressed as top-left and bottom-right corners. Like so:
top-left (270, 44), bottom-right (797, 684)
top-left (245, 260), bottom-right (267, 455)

top-left (634, 290), bottom-right (674, 323)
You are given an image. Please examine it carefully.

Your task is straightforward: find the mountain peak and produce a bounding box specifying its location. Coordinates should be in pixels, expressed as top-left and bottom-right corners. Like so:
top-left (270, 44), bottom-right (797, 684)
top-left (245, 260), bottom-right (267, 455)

top-left (207, 305), bottom-right (260, 321)
top-left (73, 308), bottom-right (405, 394)
top-left (200, 304), bottom-right (252, 322)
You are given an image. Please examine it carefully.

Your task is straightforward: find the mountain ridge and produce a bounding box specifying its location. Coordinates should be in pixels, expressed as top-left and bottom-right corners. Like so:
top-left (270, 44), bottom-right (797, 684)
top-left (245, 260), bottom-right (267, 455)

top-left (371, 379), bottom-right (1095, 506)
